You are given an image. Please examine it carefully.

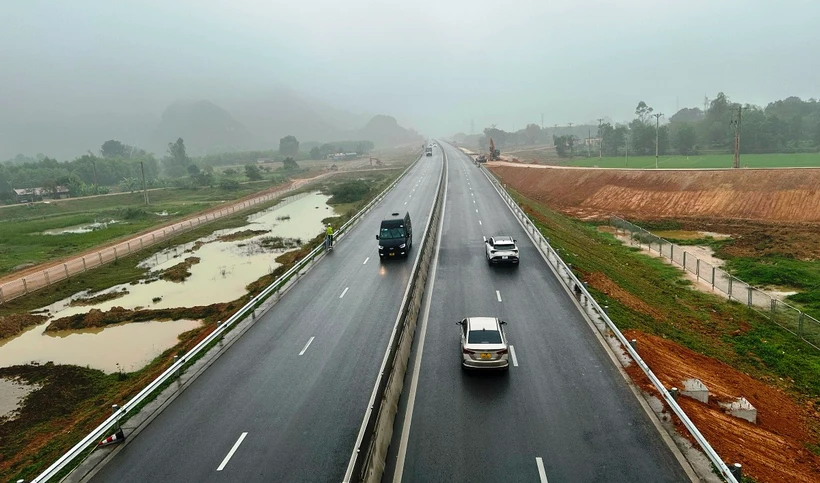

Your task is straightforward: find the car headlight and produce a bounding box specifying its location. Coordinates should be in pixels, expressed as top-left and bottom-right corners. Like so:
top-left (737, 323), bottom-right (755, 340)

top-left (378, 245), bottom-right (384, 250)
top-left (399, 243), bottom-right (406, 249)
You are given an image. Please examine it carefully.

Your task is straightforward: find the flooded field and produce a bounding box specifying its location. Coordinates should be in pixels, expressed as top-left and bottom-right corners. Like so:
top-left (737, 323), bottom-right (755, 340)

top-left (41, 220), bottom-right (122, 235)
top-left (0, 191), bottom-right (337, 373)
top-left (0, 378), bottom-right (40, 420)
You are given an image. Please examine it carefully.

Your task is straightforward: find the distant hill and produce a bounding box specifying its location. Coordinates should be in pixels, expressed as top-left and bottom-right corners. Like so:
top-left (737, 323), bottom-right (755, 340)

top-left (151, 100), bottom-right (254, 156)
top-left (352, 115), bottom-right (423, 147)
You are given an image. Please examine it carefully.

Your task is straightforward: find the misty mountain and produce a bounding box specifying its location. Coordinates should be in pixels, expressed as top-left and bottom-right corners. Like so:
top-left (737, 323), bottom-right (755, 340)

top-left (355, 115), bottom-right (423, 147)
top-left (152, 100), bottom-right (254, 156)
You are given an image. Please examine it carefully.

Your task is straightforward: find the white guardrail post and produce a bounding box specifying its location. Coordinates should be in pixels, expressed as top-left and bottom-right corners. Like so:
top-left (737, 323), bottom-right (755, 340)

top-left (29, 156), bottom-right (422, 483)
top-left (477, 165), bottom-right (739, 483)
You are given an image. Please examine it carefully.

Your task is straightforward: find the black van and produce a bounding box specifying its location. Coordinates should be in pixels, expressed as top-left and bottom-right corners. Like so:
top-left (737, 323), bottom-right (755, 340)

top-left (377, 212), bottom-right (412, 259)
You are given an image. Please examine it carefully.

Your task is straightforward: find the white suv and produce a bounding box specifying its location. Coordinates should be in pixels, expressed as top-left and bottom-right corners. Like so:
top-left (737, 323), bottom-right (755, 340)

top-left (485, 235), bottom-right (519, 265)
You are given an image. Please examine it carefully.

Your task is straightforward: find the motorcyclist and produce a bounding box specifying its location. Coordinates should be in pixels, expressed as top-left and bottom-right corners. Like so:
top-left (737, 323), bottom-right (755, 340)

top-left (326, 225), bottom-right (334, 248)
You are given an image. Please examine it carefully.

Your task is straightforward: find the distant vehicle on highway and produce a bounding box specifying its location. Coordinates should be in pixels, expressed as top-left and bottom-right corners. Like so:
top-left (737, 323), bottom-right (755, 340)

top-left (457, 317), bottom-right (509, 370)
top-left (425, 147), bottom-right (433, 156)
top-left (485, 235), bottom-right (519, 265)
top-left (377, 211), bottom-right (412, 259)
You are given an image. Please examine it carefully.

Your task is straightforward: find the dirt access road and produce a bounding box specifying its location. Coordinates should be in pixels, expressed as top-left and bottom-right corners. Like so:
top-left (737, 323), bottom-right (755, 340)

top-left (0, 173), bottom-right (332, 304)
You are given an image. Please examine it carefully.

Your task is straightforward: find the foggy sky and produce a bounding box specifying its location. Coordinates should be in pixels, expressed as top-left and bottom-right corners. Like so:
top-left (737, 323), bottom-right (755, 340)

top-left (2, 0), bottom-right (818, 141)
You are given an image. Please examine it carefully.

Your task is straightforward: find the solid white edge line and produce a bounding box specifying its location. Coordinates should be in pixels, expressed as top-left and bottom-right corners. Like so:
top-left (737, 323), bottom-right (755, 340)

top-left (536, 457), bottom-right (549, 483)
top-left (340, 287), bottom-right (349, 298)
top-left (482, 236), bottom-right (486, 242)
top-left (393, 149), bottom-right (448, 483)
top-left (363, 257), bottom-right (370, 265)
top-left (509, 345), bottom-right (519, 367)
top-left (496, 290), bottom-right (502, 302)
top-left (216, 432), bottom-right (248, 471)
top-left (299, 336), bottom-right (315, 356)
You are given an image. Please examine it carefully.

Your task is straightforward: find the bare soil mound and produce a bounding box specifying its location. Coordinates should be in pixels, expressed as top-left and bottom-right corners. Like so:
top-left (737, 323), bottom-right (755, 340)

top-left (489, 164), bottom-right (820, 222)
top-left (622, 330), bottom-right (820, 483)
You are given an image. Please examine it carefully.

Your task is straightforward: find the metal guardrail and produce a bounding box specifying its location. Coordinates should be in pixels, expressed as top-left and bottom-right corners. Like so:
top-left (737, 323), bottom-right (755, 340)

top-left (611, 216), bottom-right (820, 351)
top-left (343, 148), bottom-right (447, 483)
top-left (30, 155), bottom-right (422, 483)
top-left (475, 162), bottom-right (739, 483)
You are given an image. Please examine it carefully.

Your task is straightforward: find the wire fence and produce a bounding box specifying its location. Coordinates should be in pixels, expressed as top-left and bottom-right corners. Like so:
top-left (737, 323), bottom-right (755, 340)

top-left (0, 180), bottom-right (328, 306)
top-left (610, 216), bottom-right (820, 350)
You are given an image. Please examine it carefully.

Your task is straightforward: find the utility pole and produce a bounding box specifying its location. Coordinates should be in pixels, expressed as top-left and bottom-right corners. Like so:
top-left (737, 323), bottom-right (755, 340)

top-left (625, 132), bottom-right (629, 166)
top-left (587, 129), bottom-right (591, 157)
top-left (652, 113), bottom-right (664, 169)
top-left (140, 161), bottom-right (149, 205)
top-left (541, 113), bottom-right (544, 130)
top-left (597, 118), bottom-right (604, 158)
top-left (731, 107), bottom-right (743, 168)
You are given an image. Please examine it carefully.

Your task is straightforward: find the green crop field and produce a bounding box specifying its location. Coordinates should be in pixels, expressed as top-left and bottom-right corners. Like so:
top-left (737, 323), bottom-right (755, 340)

top-left (558, 152), bottom-right (820, 169)
top-left (0, 178), bottom-right (289, 276)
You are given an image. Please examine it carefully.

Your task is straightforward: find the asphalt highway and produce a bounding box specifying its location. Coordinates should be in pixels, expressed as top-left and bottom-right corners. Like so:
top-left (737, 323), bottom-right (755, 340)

top-left (90, 150), bottom-right (443, 483)
top-left (384, 142), bottom-right (690, 483)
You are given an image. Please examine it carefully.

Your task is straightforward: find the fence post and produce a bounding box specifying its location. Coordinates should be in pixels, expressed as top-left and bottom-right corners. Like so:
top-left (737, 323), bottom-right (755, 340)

top-left (114, 247), bottom-right (118, 261)
top-left (140, 238), bottom-right (144, 250)
top-left (0, 287), bottom-right (4, 304)
top-left (44, 270), bottom-right (50, 286)
top-left (64, 263), bottom-right (69, 279)
top-left (696, 259), bottom-right (700, 279)
top-left (770, 299), bottom-right (776, 322)
top-left (670, 244), bottom-right (674, 262)
top-left (747, 287), bottom-right (753, 307)
top-left (682, 251), bottom-right (686, 270)
top-left (711, 267), bottom-right (716, 290)
top-left (127, 242), bottom-right (131, 254)
top-left (23, 278), bottom-right (28, 294)
top-left (728, 277), bottom-right (733, 300)
top-left (98, 252), bottom-right (103, 265)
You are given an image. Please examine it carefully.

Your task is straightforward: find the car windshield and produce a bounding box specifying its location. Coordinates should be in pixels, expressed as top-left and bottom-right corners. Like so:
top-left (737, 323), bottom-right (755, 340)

top-left (468, 329), bottom-right (502, 344)
top-left (494, 243), bottom-right (515, 250)
top-left (380, 227), bottom-right (405, 240)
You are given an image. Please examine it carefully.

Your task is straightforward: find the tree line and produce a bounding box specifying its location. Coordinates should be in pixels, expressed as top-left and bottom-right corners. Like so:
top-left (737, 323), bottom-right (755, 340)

top-left (472, 93), bottom-right (820, 158)
top-left (0, 134), bottom-right (377, 203)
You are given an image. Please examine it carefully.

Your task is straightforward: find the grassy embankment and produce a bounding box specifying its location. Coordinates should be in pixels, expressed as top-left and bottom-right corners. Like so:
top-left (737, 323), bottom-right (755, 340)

top-left (513, 151), bottom-right (820, 169)
top-left (0, 162), bottom-right (411, 483)
top-left (509, 190), bottom-right (820, 402)
top-left (0, 175), bottom-right (294, 277)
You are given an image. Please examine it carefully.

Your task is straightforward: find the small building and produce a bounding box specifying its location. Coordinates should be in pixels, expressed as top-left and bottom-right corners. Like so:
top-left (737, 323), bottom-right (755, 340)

top-left (13, 186), bottom-right (71, 203)
top-left (343, 152), bottom-right (358, 160)
top-left (257, 158), bottom-right (275, 164)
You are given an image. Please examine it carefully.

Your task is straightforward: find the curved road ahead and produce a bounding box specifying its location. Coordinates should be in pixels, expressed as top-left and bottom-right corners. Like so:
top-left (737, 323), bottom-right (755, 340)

top-left (90, 150), bottom-right (443, 482)
top-left (384, 142), bottom-right (691, 482)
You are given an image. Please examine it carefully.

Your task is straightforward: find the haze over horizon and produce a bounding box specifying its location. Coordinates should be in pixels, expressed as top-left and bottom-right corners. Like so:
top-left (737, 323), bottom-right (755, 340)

top-left (1, 0), bottom-right (818, 157)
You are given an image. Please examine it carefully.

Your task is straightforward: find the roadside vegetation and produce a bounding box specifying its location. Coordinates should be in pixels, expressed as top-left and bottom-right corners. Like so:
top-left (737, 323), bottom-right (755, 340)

top-left (510, 190), bottom-right (820, 401)
top-left (0, 158), bottom-right (413, 483)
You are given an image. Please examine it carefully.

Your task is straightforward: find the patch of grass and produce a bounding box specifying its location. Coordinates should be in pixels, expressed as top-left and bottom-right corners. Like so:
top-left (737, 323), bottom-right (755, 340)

top-left (0, 178), bottom-right (292, 276)
top-left (511, 189), bottom-right (820, 399)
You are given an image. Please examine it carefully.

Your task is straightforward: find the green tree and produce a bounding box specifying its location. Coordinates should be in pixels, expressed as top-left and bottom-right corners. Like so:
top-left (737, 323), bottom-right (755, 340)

top-left (282, 157), bottom-right (299, 170)
top-left (187, 164), bottom-right (201, 176)
top-left (309, 146), bottom-right (321, 160)
top-left (100, 140), bottom-right (128, 158)
top-left (164, 138), bottom-right (191, 178)
top-left (635, 101), bottom-right (654, 123)
top-left (279, 135), bottom-right (300, 157)
top-left (245, 164), bottom-right (263, 181)
top-left (671, 123), bottom-right (697, 155)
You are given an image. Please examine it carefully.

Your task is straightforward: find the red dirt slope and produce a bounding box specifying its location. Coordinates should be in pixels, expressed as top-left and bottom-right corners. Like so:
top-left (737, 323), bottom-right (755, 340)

top-left (489, 164), bottom-right (820, 222)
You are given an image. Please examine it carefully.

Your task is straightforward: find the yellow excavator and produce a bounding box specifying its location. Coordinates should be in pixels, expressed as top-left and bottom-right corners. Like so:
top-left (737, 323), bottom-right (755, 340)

top-left (489, 138), bottom-right (500, 160)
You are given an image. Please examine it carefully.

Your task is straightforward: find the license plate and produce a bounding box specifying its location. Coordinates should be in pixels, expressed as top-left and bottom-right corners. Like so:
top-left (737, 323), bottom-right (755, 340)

top-left (502, 256), bottom-right (508, 260)
top-left (480, 353), bottom-right (492, 360)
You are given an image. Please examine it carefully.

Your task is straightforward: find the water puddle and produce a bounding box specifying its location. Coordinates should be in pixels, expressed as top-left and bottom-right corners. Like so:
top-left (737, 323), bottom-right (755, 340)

top-left (0, 319), bottom-right (202, 373)
top-left (0, 378), bottom-right (41, 420)
top-left (42, 220), bottom-right (123, 235)
top-left (0, 191), bottom-right (338, 373)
